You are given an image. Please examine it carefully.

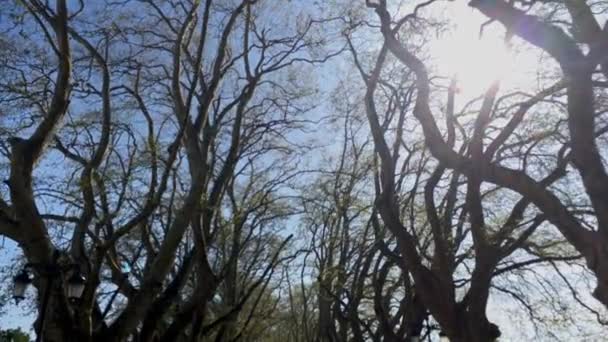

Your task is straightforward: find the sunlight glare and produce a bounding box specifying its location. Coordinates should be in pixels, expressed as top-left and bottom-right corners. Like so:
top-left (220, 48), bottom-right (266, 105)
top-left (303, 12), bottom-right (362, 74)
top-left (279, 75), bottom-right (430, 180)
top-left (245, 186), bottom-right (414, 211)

top-left (429, 6), bottom-right (537, 97)
top-left (440, 35), bottom-right (512, 93)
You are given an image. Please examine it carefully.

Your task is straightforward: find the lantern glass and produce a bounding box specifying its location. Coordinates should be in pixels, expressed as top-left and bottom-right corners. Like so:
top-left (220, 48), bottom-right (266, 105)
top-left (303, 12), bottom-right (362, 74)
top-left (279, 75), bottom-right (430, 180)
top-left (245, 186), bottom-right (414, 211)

top-left (13, 270), bottom-right (31, 301)
top-left (439, 336), bottom-right (449, 342)
top-left (67, 272), bottom-right (86, 300)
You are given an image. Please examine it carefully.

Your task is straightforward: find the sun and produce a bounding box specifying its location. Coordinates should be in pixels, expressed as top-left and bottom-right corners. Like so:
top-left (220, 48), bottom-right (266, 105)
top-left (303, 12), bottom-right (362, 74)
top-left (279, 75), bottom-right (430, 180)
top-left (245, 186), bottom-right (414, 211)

top-left (429, 6), bottom-right (537, 97)
top-left (444, 36), bottom-right (513, 93)
top-left (432, 27), bottom-right (514, 96)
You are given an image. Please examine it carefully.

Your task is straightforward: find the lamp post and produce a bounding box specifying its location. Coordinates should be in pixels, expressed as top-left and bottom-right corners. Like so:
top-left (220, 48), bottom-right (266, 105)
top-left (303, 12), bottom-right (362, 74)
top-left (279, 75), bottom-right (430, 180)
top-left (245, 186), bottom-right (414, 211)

top-left (12, 251), bottom-right (86, 342)
top-left (12, 269), bottom-right (32, 303)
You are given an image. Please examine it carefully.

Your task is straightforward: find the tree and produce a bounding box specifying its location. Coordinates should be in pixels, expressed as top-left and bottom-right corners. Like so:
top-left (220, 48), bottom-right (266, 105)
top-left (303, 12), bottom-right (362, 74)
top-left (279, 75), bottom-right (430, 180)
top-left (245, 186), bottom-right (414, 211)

top-left (467, 0), bottom-right (608, 307)
top-left (0, 0), bottom-right (335, 340)
top-left (0, 328), bottom-right (29, 342)
top-left (361, 0), bottom-right (607, 339)
top-left (364, 0), bottom-right (608, 308)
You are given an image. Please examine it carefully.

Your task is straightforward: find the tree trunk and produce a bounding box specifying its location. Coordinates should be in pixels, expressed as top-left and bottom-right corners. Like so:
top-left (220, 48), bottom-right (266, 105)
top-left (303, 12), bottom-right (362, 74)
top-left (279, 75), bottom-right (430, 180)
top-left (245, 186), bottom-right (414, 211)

top-left (445, 312), bottom-right (500, 342)
top-left (34, 278), bottom-right (77, 342)
top-left (317, 280), bottom-right (335, 342)
top-left (589, 237), bottom-right (608, 306)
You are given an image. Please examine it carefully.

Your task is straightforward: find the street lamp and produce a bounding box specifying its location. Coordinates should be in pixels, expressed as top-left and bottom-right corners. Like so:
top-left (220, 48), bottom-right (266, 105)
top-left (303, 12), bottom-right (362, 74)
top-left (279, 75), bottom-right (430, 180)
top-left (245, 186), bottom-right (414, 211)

top-left (12, 262), bottom-right (87, 302)
top-left (12, 254), bottom-right (87, 342)
top-left (12, 269), bottom-right (32, 303)
top-left (13, 264), bottom-right (86, 302)
top-left (66, 269), bottom-right (86, 301)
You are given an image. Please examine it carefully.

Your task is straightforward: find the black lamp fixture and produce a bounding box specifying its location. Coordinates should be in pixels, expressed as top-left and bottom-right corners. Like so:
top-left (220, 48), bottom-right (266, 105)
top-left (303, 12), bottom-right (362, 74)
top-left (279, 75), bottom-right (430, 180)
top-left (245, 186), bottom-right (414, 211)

top-left (12, 263), bottom-right (87, 303)
top-left (66, 269), bottom-right (86, 301)
top-left (12, 269), bottom-right (32, 303)
top-left (12, 251), bottom-right (87, 342)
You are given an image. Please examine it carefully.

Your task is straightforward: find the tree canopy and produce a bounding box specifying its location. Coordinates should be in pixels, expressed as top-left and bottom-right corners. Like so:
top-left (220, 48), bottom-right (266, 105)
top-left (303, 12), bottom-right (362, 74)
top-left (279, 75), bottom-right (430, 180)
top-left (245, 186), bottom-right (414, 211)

top-left (0, 0), bottom-right (607, 341)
